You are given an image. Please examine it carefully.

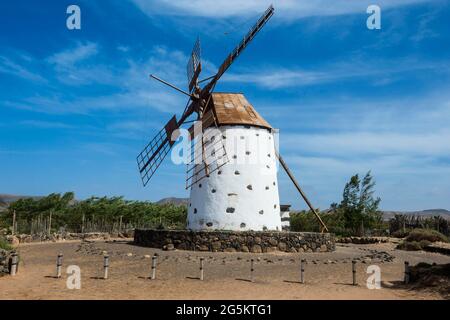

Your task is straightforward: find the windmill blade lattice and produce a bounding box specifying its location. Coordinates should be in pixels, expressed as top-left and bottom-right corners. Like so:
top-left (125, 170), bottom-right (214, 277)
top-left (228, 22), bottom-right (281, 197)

top-left (137, 115), bottom-right (179, 186)
top-left (185, 111), bottom-right (229, 189)
top-left (187, 37), bottom-right (202, 93)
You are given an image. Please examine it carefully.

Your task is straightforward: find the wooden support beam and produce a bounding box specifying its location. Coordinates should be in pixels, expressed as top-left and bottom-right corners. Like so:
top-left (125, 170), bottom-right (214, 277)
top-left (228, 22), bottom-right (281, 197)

top-left (276, 153), bottom-right (329, 233)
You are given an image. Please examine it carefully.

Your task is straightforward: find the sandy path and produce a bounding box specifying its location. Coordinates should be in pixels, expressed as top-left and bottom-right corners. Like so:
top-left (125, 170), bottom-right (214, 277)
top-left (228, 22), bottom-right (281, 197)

top-left (1, 240), bottom-right (448, 300)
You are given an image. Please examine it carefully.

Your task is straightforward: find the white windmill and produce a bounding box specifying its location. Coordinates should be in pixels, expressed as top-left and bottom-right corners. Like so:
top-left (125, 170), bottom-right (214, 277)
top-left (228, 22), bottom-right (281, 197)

top-left (137, 5), bottom-right (328, 233)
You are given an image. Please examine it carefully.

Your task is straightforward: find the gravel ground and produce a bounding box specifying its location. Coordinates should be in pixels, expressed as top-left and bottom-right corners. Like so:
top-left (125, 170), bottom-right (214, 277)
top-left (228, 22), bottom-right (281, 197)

top-left (0, 239), bottom-right (449, 300)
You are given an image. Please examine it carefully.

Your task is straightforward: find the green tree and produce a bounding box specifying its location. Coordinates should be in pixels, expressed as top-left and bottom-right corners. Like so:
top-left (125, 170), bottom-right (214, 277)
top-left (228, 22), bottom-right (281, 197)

top-left (338, 171), bottom-right (382, 235)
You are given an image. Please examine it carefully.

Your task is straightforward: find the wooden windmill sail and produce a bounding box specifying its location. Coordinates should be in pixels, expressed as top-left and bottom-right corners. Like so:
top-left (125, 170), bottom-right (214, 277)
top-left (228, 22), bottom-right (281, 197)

top-left (136, 5), bottom-right (328, 233)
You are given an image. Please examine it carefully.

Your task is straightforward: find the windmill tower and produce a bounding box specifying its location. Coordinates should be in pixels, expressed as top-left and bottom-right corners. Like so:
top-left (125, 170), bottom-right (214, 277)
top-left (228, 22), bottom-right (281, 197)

top-left (137, 5), bottom-right (328, 233)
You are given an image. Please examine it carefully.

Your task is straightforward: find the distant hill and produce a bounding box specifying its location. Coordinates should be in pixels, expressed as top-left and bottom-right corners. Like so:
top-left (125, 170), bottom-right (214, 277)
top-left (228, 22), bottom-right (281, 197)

top-left (156, 197), bottom-right (189, 207)
top-left (382, 209), bottom-right (450, 221)
top-left (0, 194), bottom-right (44, 211)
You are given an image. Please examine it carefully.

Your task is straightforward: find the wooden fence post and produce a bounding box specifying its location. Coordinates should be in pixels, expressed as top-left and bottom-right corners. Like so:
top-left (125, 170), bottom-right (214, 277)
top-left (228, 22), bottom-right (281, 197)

top-left (151, 255), bottom-right (157, 280)
top-left (250, 259), bottom-right (254, 283)
top-left (352, 260), bottom-right (357, 286)
top-left (200, 257), bottom-right (204, 281)
top-left (12, 210), bottom-right (16, 235)
top-left (48, 211), bottom-right (52, 236)
top-left (404, 261), bottom-right (410, 284)
top-left (56, 253), bottom-right (63, 278)
top-left (9, 252), bottom-right (19, 276)
top-left (300, 259), bottom-right (305, 284)
top-left (103, 255), bottom-right (109, 279)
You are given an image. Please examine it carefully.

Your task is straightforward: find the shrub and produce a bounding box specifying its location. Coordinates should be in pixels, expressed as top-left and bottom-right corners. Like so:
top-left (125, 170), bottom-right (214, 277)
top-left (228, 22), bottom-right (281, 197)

top-left (0, 238), bottom-right (12, 251)
top-left (397, 241), bottom-right (422, 251)
top-left (419, 239), bottom-right (432, 249)
top-left (406, 228), bottom-right (448, 243)
top-left (392, 229), bottom-right (411, 238)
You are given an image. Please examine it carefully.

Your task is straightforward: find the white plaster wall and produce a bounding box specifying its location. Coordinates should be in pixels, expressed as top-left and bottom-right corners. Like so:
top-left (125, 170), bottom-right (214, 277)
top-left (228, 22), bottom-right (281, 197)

top-left (187, 125), bottom-right (281, 231)
top-left (280, 211), bottom-right (291, 228)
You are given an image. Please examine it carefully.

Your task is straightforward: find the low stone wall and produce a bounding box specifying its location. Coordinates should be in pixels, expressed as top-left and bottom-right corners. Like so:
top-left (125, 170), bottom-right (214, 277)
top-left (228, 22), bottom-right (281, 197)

top-left (5, 231), bottom-right (135, 245)
top-left (0, 249), bottom-right (12, 275)
top-left (134, 229), bottom-right (335, 253)
top-left (337, 237), bottom-right (388, 244)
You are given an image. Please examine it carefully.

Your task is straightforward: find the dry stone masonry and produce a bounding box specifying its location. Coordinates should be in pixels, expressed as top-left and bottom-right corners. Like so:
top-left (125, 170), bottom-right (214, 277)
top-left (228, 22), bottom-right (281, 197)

top-left (134, 229), bottom-right (335, 253)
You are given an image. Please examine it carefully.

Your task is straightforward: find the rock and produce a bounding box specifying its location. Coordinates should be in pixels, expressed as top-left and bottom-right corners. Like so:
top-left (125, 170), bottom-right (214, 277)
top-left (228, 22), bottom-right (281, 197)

top-left (320, 244), bottom-right (328, 252)
top-left (241, 245), bottom-right (249, 253)
top-left (19, 234), bottom-right (32, 243)
top-left (268, 238), bottom-right (278, 246)
top-left (211, 241), bottom-right (222, 251)
top-left (266, 246), bottom-right (277, 253)
top-left (163, 244), bottom-right (175, 251)
top-left (251, 245), bottom-right (262, 253)
top-left (278, 242), bottom-right (287, 251)
top-left (362, 257), bottom-right (372, 264)
top-left (289, 247), bottom-right (298, 253)
top-left (254, 237), bottom-right (262, 244)
top-left (144, 255), bottom-right (151, 258)
top-left (224, 247), bottom-right (237, 253)
top-left (127, 253), bottom-right (133, 257)
top-left (6, 235), bottom-right (19, 247)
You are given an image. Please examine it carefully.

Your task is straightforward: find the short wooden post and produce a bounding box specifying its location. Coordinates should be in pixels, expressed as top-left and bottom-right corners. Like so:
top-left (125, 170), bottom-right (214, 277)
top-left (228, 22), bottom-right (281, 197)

top-left (300, 259), bottom-right (305, 284)
top-left (250, 259), bottom-right (254, 282)
top-left (200, 257), bottom-right (204, 281)
top-left (48, 210), bottom-right (52, 236)
top-left (151, 255), bottom-right (157, 280)
top-left (103, 255), bottom-right (109, 280)
top-left (404, 261), bottom-right (410, 284)
top-left (56, 253), bottom-right (63, 278)
top-left (12, 210), bottom-right (16, 235)
top-left (352, 260), bottom-right (357, 286)
top-left (9, 252), bottom-right (19, 276)
top-left (81, 213), bottom-right (85, 234)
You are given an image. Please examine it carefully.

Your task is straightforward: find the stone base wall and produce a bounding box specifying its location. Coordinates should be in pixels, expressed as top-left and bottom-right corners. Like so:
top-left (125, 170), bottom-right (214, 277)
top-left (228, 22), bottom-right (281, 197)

top-left (5, 231), bottom-right (135, 245)
top-left (0, 249), bottom-right (12, 275)
top-left (337, 237), bottom-right (388, 244)
top-left (134, 229), bottom-right (335, 253)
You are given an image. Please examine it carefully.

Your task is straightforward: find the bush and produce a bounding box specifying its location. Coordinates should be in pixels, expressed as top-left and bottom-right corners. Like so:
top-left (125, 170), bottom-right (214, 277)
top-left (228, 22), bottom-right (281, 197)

top-left (406, 228), bottom-right (448, 243)
top-left (397, 241), bottom-right (422, 251)
top-left (0, 238), bottom-right (12, 251)
top-left (419, 239), bottom-right (432, 249)
top-left (392, 229), bottom-right (411, 238)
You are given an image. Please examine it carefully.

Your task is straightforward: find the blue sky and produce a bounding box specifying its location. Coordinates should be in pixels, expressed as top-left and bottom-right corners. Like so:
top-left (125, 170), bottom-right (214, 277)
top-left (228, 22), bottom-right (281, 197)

top-left (1, 0), bottom-right (449, 211)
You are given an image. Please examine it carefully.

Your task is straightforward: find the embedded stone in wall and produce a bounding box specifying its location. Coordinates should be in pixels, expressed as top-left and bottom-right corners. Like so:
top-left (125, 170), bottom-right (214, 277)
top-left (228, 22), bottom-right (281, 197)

top-left (134, 229), bottom-right (335, 253)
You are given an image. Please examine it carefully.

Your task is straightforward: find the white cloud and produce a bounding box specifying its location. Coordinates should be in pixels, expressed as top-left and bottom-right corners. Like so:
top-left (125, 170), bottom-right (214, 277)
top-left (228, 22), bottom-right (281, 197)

top-left (2, 44), bottom-right (190, 115)
top-left (47, 42), bottom-right (99, 66)
top-left (281, 130), bottom-right (450, 158)
top-left (0, 55), bottom-right (46, 83)
top-left (20, 120), bottom-right (74, 129)
top-left (46, 42), bottom-right (118, 86)
top-left (222, 58), bottom-right (450, 89)
top-left (130, 0), bottom-right (428, 19)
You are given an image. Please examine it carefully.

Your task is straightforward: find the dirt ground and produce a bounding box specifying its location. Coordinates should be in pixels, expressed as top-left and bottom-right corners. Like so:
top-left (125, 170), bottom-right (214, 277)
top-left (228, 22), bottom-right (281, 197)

top-left (1, 239), bottom-right (449, 300)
